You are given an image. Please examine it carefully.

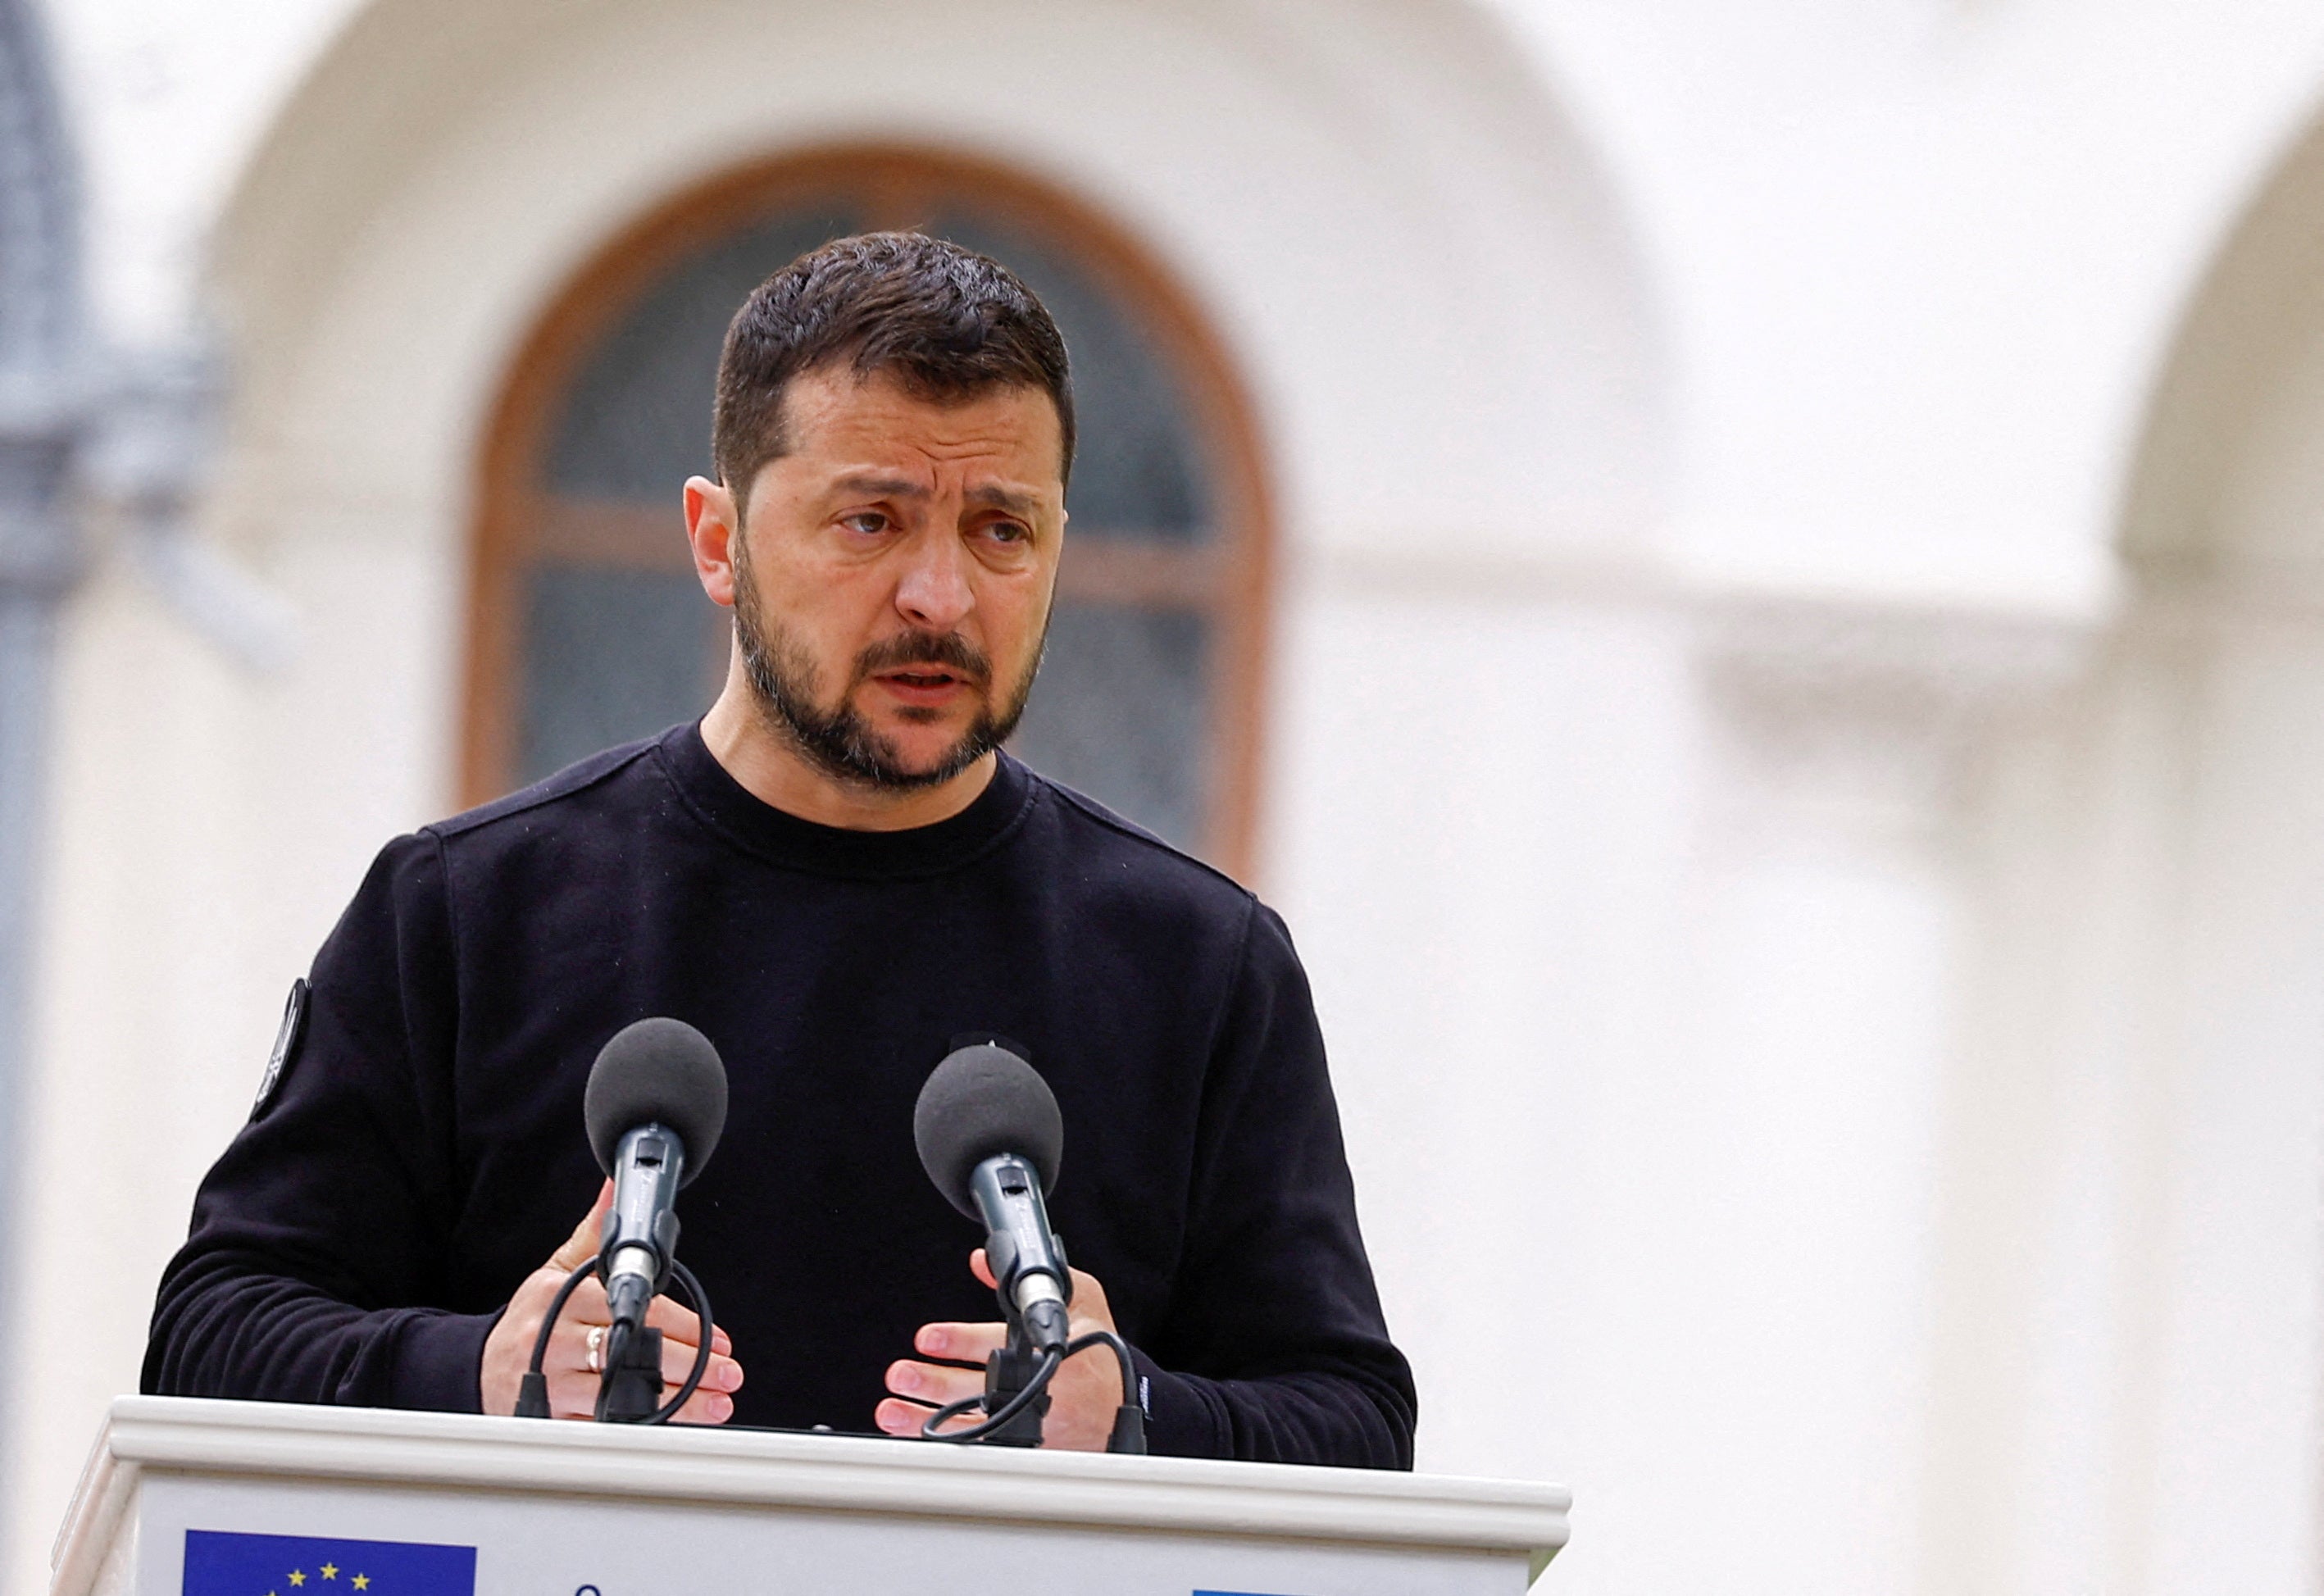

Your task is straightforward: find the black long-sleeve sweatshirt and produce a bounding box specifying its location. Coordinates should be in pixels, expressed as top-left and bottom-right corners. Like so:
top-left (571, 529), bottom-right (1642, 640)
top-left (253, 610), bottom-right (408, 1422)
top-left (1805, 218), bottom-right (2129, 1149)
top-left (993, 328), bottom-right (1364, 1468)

top-left (144, 723), bottom-right (1415, 1466)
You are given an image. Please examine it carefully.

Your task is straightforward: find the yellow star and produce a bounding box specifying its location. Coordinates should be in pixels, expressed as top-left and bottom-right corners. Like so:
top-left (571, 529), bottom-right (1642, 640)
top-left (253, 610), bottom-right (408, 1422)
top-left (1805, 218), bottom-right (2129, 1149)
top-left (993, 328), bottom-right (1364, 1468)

top-left (289, 1574), bottom-right (307, 1588)
top-left (320, 1566), bottom-right (338, 1580)
top-left (352, 1577), bottom-right (370, 1591)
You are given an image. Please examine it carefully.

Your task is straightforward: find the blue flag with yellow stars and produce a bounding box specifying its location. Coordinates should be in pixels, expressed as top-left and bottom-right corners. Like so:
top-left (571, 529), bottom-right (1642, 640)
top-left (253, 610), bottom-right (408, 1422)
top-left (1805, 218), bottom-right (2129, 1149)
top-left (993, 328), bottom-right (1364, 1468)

top-left (183, 1530), bottom-right (475, 1596)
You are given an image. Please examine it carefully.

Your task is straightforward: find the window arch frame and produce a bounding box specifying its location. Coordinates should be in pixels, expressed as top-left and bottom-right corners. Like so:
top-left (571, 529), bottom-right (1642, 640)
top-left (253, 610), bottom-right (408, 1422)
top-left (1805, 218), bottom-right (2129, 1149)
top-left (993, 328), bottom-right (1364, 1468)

top-left (464, 143), bottom-right (1276, 877)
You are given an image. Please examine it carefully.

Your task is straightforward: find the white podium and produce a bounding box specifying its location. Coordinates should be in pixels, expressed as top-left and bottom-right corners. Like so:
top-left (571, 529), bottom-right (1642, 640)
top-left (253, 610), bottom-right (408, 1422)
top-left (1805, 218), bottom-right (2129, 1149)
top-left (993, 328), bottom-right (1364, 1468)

top-left (53, 1398), bottom-right (1568, 1595)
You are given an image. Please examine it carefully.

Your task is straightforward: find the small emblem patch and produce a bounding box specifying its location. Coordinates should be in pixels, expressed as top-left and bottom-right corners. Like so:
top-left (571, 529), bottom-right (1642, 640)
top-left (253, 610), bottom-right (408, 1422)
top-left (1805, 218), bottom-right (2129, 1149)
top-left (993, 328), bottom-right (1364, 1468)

top-left (252, 978), bottom-right (309, 1120)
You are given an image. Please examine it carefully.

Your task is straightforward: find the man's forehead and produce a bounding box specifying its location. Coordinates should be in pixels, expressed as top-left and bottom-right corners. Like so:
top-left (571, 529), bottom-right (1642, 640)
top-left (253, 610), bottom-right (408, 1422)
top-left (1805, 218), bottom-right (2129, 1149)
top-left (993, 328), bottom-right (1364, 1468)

top-left (782, 366), bottom-right (1063, 475)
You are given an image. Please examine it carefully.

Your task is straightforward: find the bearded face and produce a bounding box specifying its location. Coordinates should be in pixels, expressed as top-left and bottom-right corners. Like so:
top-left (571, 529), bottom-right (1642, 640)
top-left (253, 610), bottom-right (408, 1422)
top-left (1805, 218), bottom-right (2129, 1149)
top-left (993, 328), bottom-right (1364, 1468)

top-left (731, 527), bottom-right (1045, 790)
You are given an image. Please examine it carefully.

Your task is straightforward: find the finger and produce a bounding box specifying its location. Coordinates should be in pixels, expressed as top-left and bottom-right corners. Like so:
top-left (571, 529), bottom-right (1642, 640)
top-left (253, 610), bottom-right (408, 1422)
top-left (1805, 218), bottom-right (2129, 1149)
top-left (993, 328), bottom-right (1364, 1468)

top-left (875, 1395), bottom-right (985, 1436)
top-left (503, 1277), bottom-right (604, 1383)
top-left (545, 1365), bottom-right (603, 1421)
top-left (557, 1277), bottom-right (612, 1344)
top-left (970, 1248), bottom-right (998, 1290)
top-left (670, 1382), bottom-right (735, 1425)
top-left (657, 1336), bottom-right (742, 1423)
top-left (548, 1180), bottom-right (616, 1272)
top-left (885, 1357), bottom-right (987, 1411)
top-left (561, 1317), bottom-right (594, 1379)
top-left (658, 1337), bottom-right (745, 1396)
top-left (545, 1344), bottom-right (744, 1422)
top-left (1065, 1266), bottom-right (1117, 1331)
top-left (912, 1321), bottom-right (1008, 1362)
top-left (644, 1294), bottom-right (734, 1357)
top-left (559, 1314), bottom-right (613, 1385)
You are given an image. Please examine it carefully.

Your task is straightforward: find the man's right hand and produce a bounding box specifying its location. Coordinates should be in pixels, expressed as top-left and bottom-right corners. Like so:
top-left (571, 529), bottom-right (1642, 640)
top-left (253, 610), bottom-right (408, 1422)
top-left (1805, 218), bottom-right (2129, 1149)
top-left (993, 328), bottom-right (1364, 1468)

top-left (479, 1180), bottom-right (744, 1421)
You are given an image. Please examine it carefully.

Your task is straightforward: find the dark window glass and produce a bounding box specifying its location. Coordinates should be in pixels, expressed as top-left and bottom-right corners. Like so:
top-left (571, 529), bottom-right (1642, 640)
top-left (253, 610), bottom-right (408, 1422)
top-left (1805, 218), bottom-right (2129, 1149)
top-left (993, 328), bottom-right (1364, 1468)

top-left (1016, 602), bottom-right (1212, 849)
top-left (547, 208), bottom-right (864, 499)
top-left (519, 566), bottom-right (724, 783)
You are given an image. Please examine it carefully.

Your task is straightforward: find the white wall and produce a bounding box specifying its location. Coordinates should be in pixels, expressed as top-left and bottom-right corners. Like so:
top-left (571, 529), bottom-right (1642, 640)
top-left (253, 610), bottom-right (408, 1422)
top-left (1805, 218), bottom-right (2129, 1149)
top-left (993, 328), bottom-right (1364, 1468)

top-left (2012, 109), bottom-right (2324, 1593)
top-left (22, 1), bottom-right (2324, 1594)
top-left (1499, 0), bottom-right (2324, 615)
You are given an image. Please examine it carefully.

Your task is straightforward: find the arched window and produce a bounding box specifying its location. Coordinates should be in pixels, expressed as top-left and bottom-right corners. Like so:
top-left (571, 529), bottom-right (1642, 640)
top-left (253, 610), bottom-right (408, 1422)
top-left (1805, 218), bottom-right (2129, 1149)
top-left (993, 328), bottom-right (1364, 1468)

top-left (465, 148), bottom-right (1271, 874)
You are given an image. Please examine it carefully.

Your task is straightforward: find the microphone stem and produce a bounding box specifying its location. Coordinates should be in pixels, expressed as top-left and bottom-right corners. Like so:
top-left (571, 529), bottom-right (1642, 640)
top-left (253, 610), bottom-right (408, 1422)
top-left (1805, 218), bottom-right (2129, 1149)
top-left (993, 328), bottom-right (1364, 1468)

top-left (1016, 1285), bottom-right (1070, 1354)
top-left (605, 1263), bottom-right (654, 1331)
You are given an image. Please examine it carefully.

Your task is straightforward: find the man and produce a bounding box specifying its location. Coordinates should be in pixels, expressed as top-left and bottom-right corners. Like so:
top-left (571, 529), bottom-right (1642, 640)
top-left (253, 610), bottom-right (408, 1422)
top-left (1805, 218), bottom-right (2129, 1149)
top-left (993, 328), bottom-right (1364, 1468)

top-left (145, 233), bottom-right (1414, 1466)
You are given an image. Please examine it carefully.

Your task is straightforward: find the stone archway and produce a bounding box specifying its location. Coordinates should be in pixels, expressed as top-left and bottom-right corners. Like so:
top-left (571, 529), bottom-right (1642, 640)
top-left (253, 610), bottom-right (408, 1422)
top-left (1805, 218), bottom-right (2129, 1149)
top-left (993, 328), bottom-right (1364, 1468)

top-left (2121, 107), bottom-right (2324, 590)
top-left (1926, 100), bottom-right (2324, 1596)
top-left (2107, 106), bottom-right (2324, 1593)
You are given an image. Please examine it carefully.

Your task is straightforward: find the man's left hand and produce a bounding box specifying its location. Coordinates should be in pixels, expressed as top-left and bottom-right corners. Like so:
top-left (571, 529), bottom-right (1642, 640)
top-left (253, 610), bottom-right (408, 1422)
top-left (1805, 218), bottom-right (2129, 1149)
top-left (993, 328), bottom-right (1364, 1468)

top-left (877, 1251), bottom-right (1127, 1450)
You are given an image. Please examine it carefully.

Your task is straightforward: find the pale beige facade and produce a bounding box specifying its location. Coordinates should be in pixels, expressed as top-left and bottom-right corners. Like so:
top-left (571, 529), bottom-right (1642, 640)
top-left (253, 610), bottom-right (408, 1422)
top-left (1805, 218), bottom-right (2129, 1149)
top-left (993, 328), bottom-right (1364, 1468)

top-left (16, 2), bottom-right (2324, 1592)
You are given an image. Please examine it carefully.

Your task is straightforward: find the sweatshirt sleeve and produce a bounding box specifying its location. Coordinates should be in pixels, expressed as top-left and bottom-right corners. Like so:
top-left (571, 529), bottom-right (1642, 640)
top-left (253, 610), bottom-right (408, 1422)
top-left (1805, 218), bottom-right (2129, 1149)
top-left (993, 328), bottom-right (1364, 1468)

top-left (142, 832), bottom-right (492, 1412)
top-left (1137, 902), bottom-right (1418, 1468)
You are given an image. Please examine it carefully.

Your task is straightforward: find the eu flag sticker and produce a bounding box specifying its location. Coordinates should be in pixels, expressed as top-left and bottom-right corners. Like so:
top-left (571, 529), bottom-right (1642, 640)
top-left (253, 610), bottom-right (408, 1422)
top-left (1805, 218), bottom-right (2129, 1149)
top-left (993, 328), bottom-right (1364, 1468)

top-left (184, 1530), bottom-right (475, 1596)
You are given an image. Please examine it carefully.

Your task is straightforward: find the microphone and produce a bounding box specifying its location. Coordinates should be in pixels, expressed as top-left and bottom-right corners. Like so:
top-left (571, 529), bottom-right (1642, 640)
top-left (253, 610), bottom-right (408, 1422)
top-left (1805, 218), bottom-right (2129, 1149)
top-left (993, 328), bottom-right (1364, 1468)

top-left (913, 1043), bottom-right (1070, 1354)
top-left (909, 1042), bottom-right (1144, 1453)
top-left (584, 1018), bottom-right (729, 1370)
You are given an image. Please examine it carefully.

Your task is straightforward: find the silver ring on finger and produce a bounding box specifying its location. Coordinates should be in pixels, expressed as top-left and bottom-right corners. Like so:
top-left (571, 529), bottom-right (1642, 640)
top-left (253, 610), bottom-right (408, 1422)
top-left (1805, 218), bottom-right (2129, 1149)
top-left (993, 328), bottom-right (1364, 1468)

top-left (585, 1324), bottom-right (605, 1374)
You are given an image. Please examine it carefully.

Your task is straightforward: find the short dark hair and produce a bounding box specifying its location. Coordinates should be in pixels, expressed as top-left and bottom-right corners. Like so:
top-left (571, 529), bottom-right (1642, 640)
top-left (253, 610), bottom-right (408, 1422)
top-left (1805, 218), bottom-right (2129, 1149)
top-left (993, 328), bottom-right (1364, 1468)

top-left (712, 230), bottom-right (1075, 500)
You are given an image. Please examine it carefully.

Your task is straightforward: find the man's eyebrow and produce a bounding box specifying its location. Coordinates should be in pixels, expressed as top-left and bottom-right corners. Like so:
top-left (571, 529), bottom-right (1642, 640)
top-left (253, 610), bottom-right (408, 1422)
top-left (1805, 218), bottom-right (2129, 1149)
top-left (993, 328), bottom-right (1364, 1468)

top-left (825, 474), bottom-right (1044, 518)
top-left (966, 484), bottom-right (1043, 518)
top-left (830, 472), bottom-right (928, 499)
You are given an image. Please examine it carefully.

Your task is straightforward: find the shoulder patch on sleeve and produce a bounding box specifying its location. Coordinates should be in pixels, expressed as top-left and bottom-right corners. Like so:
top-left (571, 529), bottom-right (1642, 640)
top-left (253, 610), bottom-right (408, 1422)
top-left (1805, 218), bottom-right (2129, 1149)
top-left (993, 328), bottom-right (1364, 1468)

top-left (251, 977), bottom-right (309, 1121)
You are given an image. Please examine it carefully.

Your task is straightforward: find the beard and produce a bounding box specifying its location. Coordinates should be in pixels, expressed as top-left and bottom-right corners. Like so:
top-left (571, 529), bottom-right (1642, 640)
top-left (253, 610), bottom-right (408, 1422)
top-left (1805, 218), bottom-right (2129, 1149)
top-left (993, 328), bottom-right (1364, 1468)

top-left (730, 550), bottom-right (1044, 793)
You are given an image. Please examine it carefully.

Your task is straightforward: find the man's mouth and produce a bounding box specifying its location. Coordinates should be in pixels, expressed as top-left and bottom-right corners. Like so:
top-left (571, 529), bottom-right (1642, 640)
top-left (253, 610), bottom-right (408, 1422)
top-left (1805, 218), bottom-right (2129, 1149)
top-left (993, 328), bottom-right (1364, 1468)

top-left (872, 666), bottom-right (976, 705)
top-left (855, 631), bottom-right (993, 714)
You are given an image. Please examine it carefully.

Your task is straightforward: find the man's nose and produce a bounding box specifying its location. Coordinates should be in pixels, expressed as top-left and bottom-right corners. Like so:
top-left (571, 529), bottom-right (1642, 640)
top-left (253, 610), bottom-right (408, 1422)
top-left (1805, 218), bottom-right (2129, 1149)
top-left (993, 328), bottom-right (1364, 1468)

top-left (894, 532), bottom-right (974, 632)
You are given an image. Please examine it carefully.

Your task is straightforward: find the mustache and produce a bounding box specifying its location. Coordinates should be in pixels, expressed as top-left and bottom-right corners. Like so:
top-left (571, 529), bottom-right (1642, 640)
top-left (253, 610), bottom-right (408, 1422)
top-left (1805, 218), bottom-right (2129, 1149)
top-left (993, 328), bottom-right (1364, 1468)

top-left (855, 631), bottom-right (991, 683)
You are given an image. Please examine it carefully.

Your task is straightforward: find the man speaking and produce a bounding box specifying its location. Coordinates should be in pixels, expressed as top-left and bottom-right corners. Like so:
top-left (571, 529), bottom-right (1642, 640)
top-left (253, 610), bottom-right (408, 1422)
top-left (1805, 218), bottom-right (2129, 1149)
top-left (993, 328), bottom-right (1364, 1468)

top-left (143, 233), bottom-right (1415, 1466)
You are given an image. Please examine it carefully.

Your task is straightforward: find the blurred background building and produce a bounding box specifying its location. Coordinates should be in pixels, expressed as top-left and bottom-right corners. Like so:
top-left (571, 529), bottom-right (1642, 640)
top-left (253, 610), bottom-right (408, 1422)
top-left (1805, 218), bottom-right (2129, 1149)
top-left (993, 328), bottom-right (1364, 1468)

top-left (7, 0), bottom-right (2324, 1590)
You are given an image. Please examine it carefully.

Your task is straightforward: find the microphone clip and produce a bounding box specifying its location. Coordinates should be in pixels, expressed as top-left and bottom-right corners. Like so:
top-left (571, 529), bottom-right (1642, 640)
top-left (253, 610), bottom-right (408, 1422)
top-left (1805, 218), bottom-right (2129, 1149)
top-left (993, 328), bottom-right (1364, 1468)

top-left (595, 1322), bottom-right (666, 1423)
top-left (978, 1330), bottom-right (1054, 1448)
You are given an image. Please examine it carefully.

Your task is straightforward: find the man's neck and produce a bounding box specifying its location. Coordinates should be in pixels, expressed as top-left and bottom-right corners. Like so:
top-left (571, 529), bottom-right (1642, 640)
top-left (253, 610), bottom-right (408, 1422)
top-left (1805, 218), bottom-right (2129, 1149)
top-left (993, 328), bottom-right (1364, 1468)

top-left (698, 682), bottom-right (996, 832)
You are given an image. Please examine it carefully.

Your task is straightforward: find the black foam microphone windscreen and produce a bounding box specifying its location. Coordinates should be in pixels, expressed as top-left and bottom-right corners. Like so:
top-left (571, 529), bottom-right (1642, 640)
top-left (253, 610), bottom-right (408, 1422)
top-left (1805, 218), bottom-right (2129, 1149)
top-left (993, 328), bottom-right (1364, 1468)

top-left (913, 1043), bottom-right (1063, 1216)
top-left (584, 1017), bottom-right (729, 1184)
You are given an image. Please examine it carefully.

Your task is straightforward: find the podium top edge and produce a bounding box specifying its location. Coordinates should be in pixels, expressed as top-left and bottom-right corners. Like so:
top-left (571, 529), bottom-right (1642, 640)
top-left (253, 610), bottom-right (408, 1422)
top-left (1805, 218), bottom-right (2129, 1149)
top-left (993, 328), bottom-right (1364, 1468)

top-left (84, 1395), bottom-right (1571, 1557)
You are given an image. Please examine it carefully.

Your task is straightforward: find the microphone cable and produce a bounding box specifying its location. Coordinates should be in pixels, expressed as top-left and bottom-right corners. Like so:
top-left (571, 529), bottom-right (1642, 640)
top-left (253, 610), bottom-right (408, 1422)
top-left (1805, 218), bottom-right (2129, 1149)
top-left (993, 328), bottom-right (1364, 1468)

top-left (919, 1328), bottom-right (1145, 1453)
top-left (513, 1253), bottom-right (716, 1425)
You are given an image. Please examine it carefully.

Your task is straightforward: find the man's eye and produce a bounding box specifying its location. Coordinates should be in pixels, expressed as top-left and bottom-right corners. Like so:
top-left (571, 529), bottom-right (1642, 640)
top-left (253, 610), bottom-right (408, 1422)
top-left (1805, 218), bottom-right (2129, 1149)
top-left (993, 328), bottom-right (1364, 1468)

top-left (841, 512), bottom-right (890, 535)
top-left (986, 521), bottom-right (1030, 544)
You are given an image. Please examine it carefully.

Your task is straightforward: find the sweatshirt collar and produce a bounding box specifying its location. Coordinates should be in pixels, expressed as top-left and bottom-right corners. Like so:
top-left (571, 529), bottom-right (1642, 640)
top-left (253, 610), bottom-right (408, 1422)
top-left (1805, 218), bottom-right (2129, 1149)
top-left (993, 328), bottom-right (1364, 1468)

top-left (656, 720), bottom-right (1035, 880)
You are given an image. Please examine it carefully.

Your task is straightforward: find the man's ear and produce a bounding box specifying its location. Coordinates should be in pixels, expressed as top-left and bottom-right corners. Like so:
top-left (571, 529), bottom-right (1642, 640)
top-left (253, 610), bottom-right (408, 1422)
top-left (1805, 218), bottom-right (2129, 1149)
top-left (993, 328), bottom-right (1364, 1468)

top-left (684, 475), bottom-right (741, 608)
